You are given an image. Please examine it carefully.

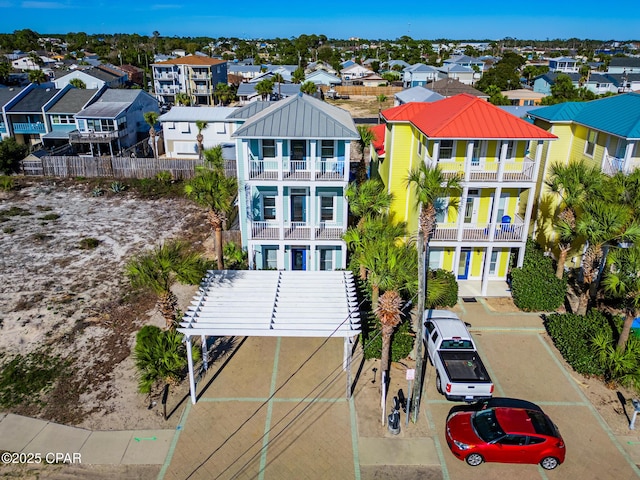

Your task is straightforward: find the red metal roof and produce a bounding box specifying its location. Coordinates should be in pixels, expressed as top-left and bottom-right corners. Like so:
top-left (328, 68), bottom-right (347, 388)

top-left (381, 94), bottom-right (557, 140)
top-left (371, 124), bottom-right (386, 156)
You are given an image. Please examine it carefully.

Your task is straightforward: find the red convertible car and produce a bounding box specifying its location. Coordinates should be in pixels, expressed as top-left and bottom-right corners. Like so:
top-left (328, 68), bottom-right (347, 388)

top-left (445, 398), bottom-right (566, 470)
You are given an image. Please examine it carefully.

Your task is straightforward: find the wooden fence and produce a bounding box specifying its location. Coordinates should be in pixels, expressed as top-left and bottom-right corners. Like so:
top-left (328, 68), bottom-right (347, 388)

top-left (321, 85), bottom-right (403, 97)
top-left (21, 156), bottom-right (237, 179)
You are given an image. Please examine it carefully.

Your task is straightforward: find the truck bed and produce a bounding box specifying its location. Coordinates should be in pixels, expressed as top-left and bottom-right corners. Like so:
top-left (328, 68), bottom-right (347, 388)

top-left (439, 351), bottom-right (491, 383)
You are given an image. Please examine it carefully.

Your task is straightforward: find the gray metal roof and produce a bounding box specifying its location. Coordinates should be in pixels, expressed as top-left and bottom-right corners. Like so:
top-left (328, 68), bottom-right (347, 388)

top-left (232, 93), bottom-right (359, 140)
top-left (47, 88), bottom-right (99, 113)
top-left (226, 101), bottom-right (274, 120)
top-left (159, 106), bottom-right (237, 122)
top-left (97, 89), bottom-right (145, 102)
top-left (7, 87), bottom-right (60, 113)
top-left (42, 130), bottom-right (75, 139)
top-left (84, 66), bottom-right (121, 82)
top-left (395, 86), bottom-right (445, 103)
top-left (76, 102), bottom-right (129, 118)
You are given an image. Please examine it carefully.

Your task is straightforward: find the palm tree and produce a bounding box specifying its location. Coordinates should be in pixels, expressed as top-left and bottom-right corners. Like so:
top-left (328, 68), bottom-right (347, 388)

top-left (184, 151), bottom-right (238, 269)
top-left (603, 245), bottom-right (640, 352)
top-left (375, 289), bottom-right (403, 415)
top-left (545, 162), bottom-right (603, 279)
top-left (125, 240), bottom-right (207, 329)
top-left (69, 78), bottom-right (86, 89)
top-left (175, 92), bottom-right (191, 106)
top-left (575, 199), bottom-right (640, 315)
top-left (376, 94), bottom-right (387, 124)
top-left (143, 111), bottom-right (159, 159)
top-left (356, 125), bottom-right (375, 185)
top-left (292, 67), bottom-right (305, 84)
top-left (255, 79), bottom-right (274, 101)
top-left (300, 81), bottom-right (317, 95)
top-left (345, 179), bottom-right (393, 229)
top-left (195, 120), bottom-right (208, 159)
top-left (214, 82), bottom-right (233, 105)
top-left (271, 72), bottom-right (284, 99)
top-left (28, 69), bottom-right (47, 84)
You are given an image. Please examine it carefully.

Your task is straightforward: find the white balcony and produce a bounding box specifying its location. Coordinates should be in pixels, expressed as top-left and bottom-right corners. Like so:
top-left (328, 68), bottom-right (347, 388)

top-left (431, 220), bottom-right (525, 242)
top-left (602, 154), bottom-right (640, 176)
top-left (438, 157), bottom-right (536, 183)
top-left (250, 221), bottom-right (345, 240)
top-left (248, 158), bottom-right (346, 182)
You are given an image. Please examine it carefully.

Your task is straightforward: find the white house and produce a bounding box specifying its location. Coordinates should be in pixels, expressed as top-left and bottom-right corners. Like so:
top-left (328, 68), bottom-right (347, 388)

top-left (340, 64), bottom-right (374, 82)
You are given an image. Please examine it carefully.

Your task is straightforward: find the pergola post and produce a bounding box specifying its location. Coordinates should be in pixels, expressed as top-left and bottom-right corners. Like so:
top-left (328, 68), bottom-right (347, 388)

top-left (186, 335), bottom-right (197, 405)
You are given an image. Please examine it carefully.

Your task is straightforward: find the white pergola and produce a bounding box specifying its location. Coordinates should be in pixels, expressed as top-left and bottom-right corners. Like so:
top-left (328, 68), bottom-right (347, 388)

top-left (178, 270), bottom-right (361, 404)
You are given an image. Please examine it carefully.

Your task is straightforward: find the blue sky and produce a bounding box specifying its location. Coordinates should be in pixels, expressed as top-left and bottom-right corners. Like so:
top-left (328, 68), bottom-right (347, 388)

top-left (0, 0), bottom-right (638, 40)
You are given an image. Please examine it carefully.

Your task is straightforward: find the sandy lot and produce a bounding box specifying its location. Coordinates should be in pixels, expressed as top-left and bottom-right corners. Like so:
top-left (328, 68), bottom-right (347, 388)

top-left (0, 180), bottom-right (209, 430)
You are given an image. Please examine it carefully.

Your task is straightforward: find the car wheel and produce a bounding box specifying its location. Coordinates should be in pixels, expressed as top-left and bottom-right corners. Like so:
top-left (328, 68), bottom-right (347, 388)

top-left (436, 372), bottom-right (443, 394)
top-left (465, 453), bottom-right (484, 466)
top-left (540, 456), bottom-right (559, 470)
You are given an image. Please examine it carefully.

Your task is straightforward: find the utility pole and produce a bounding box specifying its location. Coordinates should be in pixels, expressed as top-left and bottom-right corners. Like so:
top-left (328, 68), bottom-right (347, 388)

top-left (412, 228), bottom-right (426, 422)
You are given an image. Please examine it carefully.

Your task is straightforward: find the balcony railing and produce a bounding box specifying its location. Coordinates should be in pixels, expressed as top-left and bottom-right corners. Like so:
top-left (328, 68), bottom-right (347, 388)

top-left (250, 221), bottom-right (345, 240)
top-left (438, 157), bottom-right (535, 182)
top-left (248, 158), bottom-right (346, 182)
top-left (431, 220), bottom-right (525, 242)
top-left (154, 73), bottom-right (175, 80)
top-left (69, 130), bottom-right (121, 143)
top-left (156, 86), bottom-right (179, 94)
top-left (12, 122), bottom-right (46, 134)
top-left (602, 154), bottom-right (639, 176)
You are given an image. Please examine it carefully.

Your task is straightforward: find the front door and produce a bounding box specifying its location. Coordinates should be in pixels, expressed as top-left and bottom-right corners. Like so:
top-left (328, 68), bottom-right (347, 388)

top-left (291, 140), bottom-right (306, 160)
top-left (291, 194), bottom-right (306, 222)
top-left (458, 248), bottom-right (471, 279)
top-left (292, 248), bottom-right (306, 270)
top-left (464, 190), bottom-right (480, 224)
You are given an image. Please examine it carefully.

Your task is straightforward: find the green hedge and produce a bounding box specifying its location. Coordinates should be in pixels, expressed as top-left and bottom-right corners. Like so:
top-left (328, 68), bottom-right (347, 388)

top-left (511, 239), bottom-right (566, 312)
top-left (544, 310), bottom-right (613, 376)
top-left (363, 317), bottom-right (415, 362)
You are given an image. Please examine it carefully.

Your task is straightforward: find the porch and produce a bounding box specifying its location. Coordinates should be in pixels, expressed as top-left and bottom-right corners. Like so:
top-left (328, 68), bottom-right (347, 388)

top-left (457, 280), bottom-right (512, 298)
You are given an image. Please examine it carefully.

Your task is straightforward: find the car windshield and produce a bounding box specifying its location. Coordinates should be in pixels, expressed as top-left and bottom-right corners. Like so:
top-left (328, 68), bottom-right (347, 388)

top-left (528, 410), bottom-right (558, 437)
top-left (471, 409), bottom-right (505, 442)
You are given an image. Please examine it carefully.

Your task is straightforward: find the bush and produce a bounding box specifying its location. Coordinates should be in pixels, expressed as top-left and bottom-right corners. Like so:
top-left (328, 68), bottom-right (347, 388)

top-left (544, 309), bottom-right (613, 376)
top-left (0, 138), bottom-right (28, 174)
top-left (363, 316), bottom-right (415, 363)
top-left (0, 175), bottom-right (14, 191)
top-left (428, 269), bottom-right (458, 308)
top-left (511, 239), bottom-right (566, 311)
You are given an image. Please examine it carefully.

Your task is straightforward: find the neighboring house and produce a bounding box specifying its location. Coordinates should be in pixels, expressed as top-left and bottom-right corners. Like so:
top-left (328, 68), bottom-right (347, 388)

top-left (118, 64), bottom-right (144, 86)
top-left (437, 63), bottom-right (476, 85)
top-left (11, 55), bottom-right (55, 71)
top-left (444, 55), bottom-right (485, 72)
top-left (54, 66), bottom-right (127, 90)
top-left (548, 57), bottom-right (579, 73)
top-left (227, 63), bottom-right (263, 81)
top-left (72, 88), bottom-right (159, 156)
top-left (42, 87), bottom-right (102, 151)
top-left (527, 92), bottom-right (640, 264)
top-left (340, 64), bottom-right (374, 83)
top-left (304, 70), bottom-right (342, 87)
top-left (425, 78), bottom-right (489, 99)
top-left (501, 88), bottom-right (545, 106)
top-left (532, 72), bottom-right (581, 95)
top-left (305, 61), bottom-right (338, 75)
top-left (374, 94), bottom-right (556, 294)
top-left (152, 55), bottom-right (228, 106)
top-left (0, 86), bottom-right (28, 140)
top-left (237, 82), bottom-right (304, 103)
top-left (359, 74), bottom-right (386, 87)
top-left (394, 86), bottom-right (444, 106)
top-left (3, 84), bottom-right (64, 148)
top-left (607, 72), bottom-right (640, 93)
top-left (232, 93), bottom-right (359, 271)
top-left (159, 106), bottom-right (237, 158)
top-left (607, 57), bottom-right (640, 74)
top-left (403, 64), bottom-right (440, 88)
top-left (582, 73), bottom-right (617, 95)
top-left (386, 59), bottom-right (411, 71)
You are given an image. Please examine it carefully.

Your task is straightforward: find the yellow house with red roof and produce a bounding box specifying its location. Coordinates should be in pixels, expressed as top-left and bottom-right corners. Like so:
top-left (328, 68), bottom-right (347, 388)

top-left (374, 94), bottom-right (556, 294)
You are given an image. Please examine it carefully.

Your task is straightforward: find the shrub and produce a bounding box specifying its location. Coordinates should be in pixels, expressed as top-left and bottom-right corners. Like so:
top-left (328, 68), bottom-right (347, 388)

top-left (223, 241), bottom-right (248, 269)
top-left (79, 237), bottom-right (100, 249)
top-left (0, 137), bottom-right (28, 174)
top-left (155, 170), bottom-right (173, 184)
top-left (110, 181), bottom-right (126, 193)
top-left (363, 316), bottom-right (414, 363)
top-left (511, 239), bottom-right (566, 311)
top-left (40, 213), bottom-right (60, 221)
top-left (592, 332), bottom-right (640, 390)
top-left (0, 175), bottom-right (14, 191)
top-left (544, 309), bottom-right (613, 376)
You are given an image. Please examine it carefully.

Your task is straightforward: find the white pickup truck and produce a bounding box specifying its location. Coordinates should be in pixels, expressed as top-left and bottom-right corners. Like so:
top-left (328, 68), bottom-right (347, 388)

top-left (423, 310), bottom-right (494, 403)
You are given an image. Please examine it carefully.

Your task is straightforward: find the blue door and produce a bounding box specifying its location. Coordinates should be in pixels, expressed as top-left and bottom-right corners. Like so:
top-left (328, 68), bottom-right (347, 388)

top-left (292, 248), bottom-right (306, 270)
top-left (457, 248), bottom-right (471, 280)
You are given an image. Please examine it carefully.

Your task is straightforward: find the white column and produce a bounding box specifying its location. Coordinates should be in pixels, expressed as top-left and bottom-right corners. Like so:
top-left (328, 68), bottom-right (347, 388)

top-left (310, 185), bottom-right (316, 241)
top-left (457, 187), bottom-right (469, 242)
top-left (242, 141), bottom-right (251, 180)
top-left (497, 141), bottom-right (508, 182)
top-left (186, 336), bottom-right (197, 405)
top-left (433, 140), bottom-right (441, 162)
top-left (532, 140), bottom-right (544, 182)
top-left (277, 245), bottom-right (285, 270)
top-left (201, 335), bottom-right (208, 371)
top-left (624, 141), bottom-right (635, 172)
top-left (277, 139), bottom-right (283, 181)
top-left (481, 246), bottom-right (492, 296)
top-left (465, 141), bottom-right (473, 182)
top-left (278, 185), bottom-right (285, 241)
top-left (344, 140), bottom-right (351, 182)
top-left (310, 140), bottom-right (317, 178)
top-left (488, 187), bottom-right (502, 242)
top-left (523, 186), bottom-right (536, 243)
top-left (452, 245), bottom-right (461, 281)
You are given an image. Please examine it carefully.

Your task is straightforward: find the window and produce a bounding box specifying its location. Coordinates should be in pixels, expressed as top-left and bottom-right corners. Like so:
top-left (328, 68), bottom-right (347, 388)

top-left (264, 247), bottom-right (278, 270)
top-left (439, 140), bottom-right (454, 160)
top-left (425, 321), bottom-right (436, 335)
top-left (321, 140), bottom-right (334, 158)
top-left (320, 195), bottom-right (334, 221)
top-left (489, 250), bottom-right (499, 275)
top-left (417, 138), bottom-right (423, 156)
top-left (528, 436), bottom-right (546, 445)
top-left (498, 435), bottom-right (528, 446)
top-left (262, 195), bottom-right (276, 220)
top-left (319, 249), bottom-right (333, 271)
top-left (585, 129), bottom-right (597, 157)
top-left (502, 141), bottom-right (515, 160)
top-left (471, 141), bottom-right (481, 166)
top-left (262, 139), bottom-right (276, 158)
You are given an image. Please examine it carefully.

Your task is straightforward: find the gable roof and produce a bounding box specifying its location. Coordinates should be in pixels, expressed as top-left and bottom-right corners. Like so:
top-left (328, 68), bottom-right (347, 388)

top-left (226, 101), bottom-right (274, 120)
top-left (154, 55), bottom-right (226, 66)
top-left (159, 106), bottom-right (236, 122)
top-left (405, 63), bottom-right (439, 73)
top-left (534, 72), bottom-right (581, 84)
top-left (0, 86), bottom-right (25, 107)
top-left (232, 93), bottom-right (359, 139)
top-left (382, 93), bottom-right (557, 140)
top-left (529, 92), bottom-right (640, 139)
top-left (395, 86), bottom-right (445, 103)
top-left (7, 86), bottom-right (60, 113)
top-left (425, 78), bottom-right (488, 98)
top-left (609, 57), bottom-right (640, 68)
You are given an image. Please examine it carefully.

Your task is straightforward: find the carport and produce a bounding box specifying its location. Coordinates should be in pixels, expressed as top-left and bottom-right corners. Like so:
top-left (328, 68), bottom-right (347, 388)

top-left (178, 270), bottom-right (362, 404)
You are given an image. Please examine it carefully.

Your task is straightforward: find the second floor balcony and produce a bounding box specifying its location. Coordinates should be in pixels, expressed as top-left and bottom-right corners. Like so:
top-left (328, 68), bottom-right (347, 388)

top-left (12, 122), bottom-right (46, 134)
top-left (248, 158), bottom-right (346, 182)
top-left (69, 130), bottom-right (121, 143)
top-left (250, 221), bottom-right (345, 241)
top-left (431, 216), bottom-right (526, 243)
top-left (438, 157), bottom-right (536, 183)
top-left (602, 154), bottom-right (640, 176)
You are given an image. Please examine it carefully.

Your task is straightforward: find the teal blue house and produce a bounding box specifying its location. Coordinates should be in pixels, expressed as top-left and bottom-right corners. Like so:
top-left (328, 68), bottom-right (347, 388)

top-left (232, 93), bottom-right (359, 271)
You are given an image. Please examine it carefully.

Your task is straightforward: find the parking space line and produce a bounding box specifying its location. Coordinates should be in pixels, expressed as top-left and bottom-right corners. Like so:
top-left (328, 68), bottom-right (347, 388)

top-left (473, 337), bottom-right (505, 397)
top-left (258, 336), bottom-right (282, 480)
top-left (349, 396), bottom-right (361, 480)
top-left (425, 403), bottom-right (450, 480)
top-left (157, 401), bottom-right (191, 480)
top-left (537, 334), bottom-right (640, 477)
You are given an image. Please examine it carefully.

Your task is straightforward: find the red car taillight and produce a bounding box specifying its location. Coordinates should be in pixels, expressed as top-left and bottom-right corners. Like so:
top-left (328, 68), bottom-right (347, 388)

top-left (446, 383), bottom-right (452, 393)
top-left (490, 384), bottom-right (494, 393)
top-left (556, 440), bottom-right (565, 449)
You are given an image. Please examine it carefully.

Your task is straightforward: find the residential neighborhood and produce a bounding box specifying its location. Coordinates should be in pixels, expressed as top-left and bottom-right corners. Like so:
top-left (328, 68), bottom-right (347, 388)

top-left (1, 29), bottom-right (640, 479)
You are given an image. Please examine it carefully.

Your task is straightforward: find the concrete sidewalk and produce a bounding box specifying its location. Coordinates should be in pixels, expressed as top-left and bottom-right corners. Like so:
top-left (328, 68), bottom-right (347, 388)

top-left (0, 412), bottom-right (174, 465)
